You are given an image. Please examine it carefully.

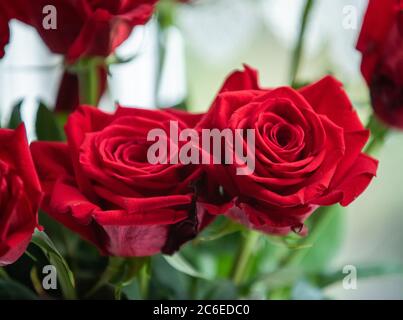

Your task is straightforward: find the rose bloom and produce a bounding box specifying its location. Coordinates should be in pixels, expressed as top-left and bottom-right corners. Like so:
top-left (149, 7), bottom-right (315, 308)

top-left (0, 125), bottom-right (42, 266)
top-left (198, 65), bottom-right (378, 235)
top-left (357, 0), bottom-right (403, 128)
top-left (31, 106), bottom-right (214, 257)
top-left (3, 0), bottom-right (158, 61)
top-left (1, 0), bottom-right (158, 112)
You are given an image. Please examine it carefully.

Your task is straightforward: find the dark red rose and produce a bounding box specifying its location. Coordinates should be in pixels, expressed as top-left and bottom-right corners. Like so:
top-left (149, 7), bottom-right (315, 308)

top-left (31, 106), bottom-right (213, 256)
top-left (357, 0), bottom-right (403, 128)
top-left (198, 65), bottom-right (378, 235)
top-left (0, 125), bottom-right (42, 266)
top-left (5, 0), bottom-right (157, 61)
top-left (54, 67), bottom-right (108, 113)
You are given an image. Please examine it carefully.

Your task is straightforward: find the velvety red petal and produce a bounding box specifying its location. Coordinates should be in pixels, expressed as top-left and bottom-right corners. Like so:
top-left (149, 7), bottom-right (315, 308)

top-left (314, 153), bottom-right (378, 206)
top-left (299, 76), bottom-right (365, 133)
top-left (0, 125), bottom-right (42, 204)
top-left (218, 64), bottom-right (261, 93)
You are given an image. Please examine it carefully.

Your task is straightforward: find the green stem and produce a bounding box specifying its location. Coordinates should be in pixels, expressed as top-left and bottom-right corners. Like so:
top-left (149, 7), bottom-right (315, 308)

top-left (77, 58), bottom-right (101, 106)
top-left (364, 114), bottom-right (390, 156)
top-left (85, 257), bottom-right (150, 299)
top-left (85, 257), bottom-right (123, 298)
top-left (0, 267), bottom-right (9, 279)
top-left (155, 4), bottom-right (172, 109)
top-left (280, 206), bottom-right (337, 268)
top-left (138, 263), bottom-right (150, 299)
top-left (231, 231), bottom-right (260, 285)
top-left (289, 0), bottom-right (315, 87)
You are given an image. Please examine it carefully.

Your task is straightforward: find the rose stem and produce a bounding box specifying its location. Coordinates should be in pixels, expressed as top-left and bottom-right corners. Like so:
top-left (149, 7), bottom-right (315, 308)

top-left (364, 114), bottom-right (390, 156)
top-left (289, 0), bottom-right (315, 88)
top-left (77, 57), bottom-right (101, 106)
top-left (231, 230), bottom-right (260, 286)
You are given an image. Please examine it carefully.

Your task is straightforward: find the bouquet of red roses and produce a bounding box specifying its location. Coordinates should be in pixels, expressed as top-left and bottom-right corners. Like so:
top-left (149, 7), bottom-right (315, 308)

top-left (0, 0), bottom-right (401, 301)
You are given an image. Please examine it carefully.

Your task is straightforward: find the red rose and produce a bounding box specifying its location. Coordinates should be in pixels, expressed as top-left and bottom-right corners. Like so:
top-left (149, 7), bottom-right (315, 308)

top-left (198, 65), bottom-right (378, 235)
top-left (357, 0), bottom-right (403, 128)
top-left (31, 106), bottom-right (213, 256)
top-left (5, 0), bottom-right (157, 61)
top-left (54, 67), bottom-right (108, 113)
top-left (0, 125), bottom-right (42, 266)
top-left (2, 0), bottom-right (157, 112)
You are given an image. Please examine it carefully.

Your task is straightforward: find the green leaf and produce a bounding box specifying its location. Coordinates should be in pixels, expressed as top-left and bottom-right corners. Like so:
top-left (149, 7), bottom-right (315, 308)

top-left (281, 205), bottom-right (344, 272)
top-left (0, 267), bottom-right (9, 279)
top-left (252, 266), bottom-right (303, 292)
top-left (8, 100), bottom-right (23, 129)
top-left (106, 54), bottom-right (138, 66)
top-left (149, 255), bottom-right (190, 299)
top-left (38, 210), bottom-right (78, 258)
top-left (365, 114), bottom-right (389, 155)
top-left (290, 0), bottom-right (315, 87)
top-left (163, 253), bottom-right (209, 279)
top-left (300, 206), bottom-right (344, 271)
top-left (85, 257), bottom-right (149, 298)
top-left (201, 280), bottom-right (238, 300)
top-left (104, 257), bottom-right (149, 287)
top-left (0, 279), bottom-right (37, 300)
top-left (35, 102), bottom-right (65, 141)
top-left (31, 230), bottom-right (76, 299)
top-left (196, 218), bottom-right (243, 243)
top-left (121, 280), bottom-right (141, 300)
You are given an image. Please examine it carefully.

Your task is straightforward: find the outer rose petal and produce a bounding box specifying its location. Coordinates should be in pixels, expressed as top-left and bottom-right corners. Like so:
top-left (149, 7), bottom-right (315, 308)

top-left (65, 106), bottom-right (113, 198)
top-left (314, 153), bottom-right (379, 206)
top-left (0, 125), bottom-right (42, 205)
top-left (0, 236), bottom-right (32, 266)
top-left (225, 201), bottom-right (314, 236)
top-left (197, 91), bottom-right (263, 130)
top-left (163, 108), bottom-right (205, 128)
top-left (299, 76), bottom-right (365, 132)
top-left (0, 125), bottom-right (42, 266)
top-left (218, 64), bottom-right (261, 93)
top-left (299, 76), bottom-right (378, 201)
top-left (67, 9), bottom-right (132, 61)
